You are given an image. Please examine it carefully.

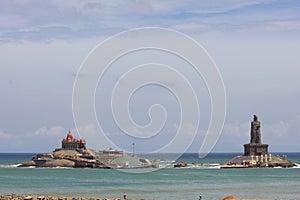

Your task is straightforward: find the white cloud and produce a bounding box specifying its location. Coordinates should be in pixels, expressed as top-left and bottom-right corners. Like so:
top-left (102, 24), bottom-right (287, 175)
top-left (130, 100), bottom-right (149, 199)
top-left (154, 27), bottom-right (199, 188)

top-left (0, 130), bottom-right (13, 139)
top-left (245, 20), bottom-right (300, 33)
top-left (0, 15), bottom-right (27, 29)
top-left (74, 123), bottom-right (98, 138)
top-left (214, 115), bottom-right (300, 152)
top-left (73, 123), bottom-right (118, 150)
top-left (170, 22), bottom-right (210, 33)
top-left (0, 126), bottom-right (66, 152)
top-left (264, 115), bottom-right (300, 145)
top-left (30, 126), bottom-right (65, 137)
top-left (222, 121), bottom-right (249, 140)
top-left (1, 0), bottom-right (300, 42)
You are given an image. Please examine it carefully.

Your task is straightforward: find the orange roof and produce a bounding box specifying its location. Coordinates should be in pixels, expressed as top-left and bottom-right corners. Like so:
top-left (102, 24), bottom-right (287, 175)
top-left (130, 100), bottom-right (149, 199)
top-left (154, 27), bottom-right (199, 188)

top-left (62, 131), bottom-right (86, 144)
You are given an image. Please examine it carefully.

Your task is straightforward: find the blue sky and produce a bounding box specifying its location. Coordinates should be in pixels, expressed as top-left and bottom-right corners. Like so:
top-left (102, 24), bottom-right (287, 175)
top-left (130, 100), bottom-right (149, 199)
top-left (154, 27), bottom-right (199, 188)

top-left (0, 0), bottom-right (300, 153)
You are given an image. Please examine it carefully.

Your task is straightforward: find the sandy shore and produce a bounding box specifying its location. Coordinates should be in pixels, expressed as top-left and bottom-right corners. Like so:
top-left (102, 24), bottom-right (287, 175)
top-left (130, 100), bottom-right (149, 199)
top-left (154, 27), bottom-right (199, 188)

top-left (0, 194), bottom-right (274, 200)
top-left (0, 194), bottom-right (143, 200)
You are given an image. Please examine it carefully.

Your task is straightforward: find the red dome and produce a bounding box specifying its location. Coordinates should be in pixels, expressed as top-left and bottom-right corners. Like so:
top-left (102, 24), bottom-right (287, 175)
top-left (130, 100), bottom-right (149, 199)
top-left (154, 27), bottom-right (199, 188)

top-left (66, 131), bottom-right (73, 141)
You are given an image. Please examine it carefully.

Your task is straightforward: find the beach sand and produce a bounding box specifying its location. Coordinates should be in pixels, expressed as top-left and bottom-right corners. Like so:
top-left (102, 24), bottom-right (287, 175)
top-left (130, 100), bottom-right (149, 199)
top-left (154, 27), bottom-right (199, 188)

top-left (0, 194), bottom-right (273, 200)
top-left (0, 194), bottom-right (143, 200)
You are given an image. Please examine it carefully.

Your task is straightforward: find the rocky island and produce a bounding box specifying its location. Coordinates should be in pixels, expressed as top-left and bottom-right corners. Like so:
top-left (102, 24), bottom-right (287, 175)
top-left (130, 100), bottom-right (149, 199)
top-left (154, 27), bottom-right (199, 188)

top-left (221, 115), bottom-right (296, 168)
top-left (19, 131), bottom-right (155, 169)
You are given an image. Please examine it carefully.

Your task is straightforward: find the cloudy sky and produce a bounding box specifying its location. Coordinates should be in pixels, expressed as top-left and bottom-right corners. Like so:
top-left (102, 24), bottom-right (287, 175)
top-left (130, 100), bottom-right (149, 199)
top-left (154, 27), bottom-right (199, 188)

top-left (0, 0), bottom-right (299, 153)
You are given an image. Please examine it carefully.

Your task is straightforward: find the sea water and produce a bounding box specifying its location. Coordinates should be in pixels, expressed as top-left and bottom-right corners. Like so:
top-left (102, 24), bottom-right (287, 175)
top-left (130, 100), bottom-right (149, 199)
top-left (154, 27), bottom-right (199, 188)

top-left (0, 153), bottom-right (299, 200)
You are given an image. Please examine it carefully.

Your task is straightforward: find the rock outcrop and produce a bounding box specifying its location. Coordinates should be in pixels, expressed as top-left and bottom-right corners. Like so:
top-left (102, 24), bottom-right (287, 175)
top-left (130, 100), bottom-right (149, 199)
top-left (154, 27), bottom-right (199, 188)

top-left (19, 131), bottom-right (155, 169)
top-left (221, 115), bottom-right (296, 169)
top-left (19, 148), bottom-right (155, 169)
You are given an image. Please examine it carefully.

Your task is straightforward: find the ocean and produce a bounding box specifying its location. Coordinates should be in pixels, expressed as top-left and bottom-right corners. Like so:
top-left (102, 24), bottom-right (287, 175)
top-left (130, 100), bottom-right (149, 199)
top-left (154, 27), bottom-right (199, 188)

top-left (0, 153), bottom-right (300, 200)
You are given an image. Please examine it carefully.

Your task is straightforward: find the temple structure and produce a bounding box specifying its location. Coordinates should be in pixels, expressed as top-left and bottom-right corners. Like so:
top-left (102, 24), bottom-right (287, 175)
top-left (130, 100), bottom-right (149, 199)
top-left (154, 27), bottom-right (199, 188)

top-left (244, 115), bottom-right (268, 156)
top-left (61, 131), bottom-right (86, 150)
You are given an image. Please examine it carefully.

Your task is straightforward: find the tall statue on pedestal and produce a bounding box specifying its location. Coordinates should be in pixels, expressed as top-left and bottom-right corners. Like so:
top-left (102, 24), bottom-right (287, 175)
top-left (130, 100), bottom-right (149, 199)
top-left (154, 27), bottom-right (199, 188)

top-left (244, 114), bottom-right (268, 156)
top-left (250, 114), bottom-right (262, 144)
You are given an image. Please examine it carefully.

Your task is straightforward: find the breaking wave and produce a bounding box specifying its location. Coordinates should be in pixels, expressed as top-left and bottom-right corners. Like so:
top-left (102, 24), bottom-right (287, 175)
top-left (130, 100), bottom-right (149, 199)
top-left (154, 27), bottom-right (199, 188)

top-left (156, 160), bottom-right (221, 169)
top-left (0, 164), bottom-right (21, 168)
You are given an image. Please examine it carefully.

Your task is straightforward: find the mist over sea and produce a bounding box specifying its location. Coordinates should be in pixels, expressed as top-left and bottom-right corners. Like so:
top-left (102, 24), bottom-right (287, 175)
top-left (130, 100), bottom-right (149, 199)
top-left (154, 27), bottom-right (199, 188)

top-left (0, 153), bottom-right (300, 199)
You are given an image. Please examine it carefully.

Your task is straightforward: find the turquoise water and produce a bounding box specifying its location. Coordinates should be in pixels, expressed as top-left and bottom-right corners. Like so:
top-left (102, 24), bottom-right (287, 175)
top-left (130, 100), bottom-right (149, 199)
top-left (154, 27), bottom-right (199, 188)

top-left (0, 153), bottom-right (300, 199)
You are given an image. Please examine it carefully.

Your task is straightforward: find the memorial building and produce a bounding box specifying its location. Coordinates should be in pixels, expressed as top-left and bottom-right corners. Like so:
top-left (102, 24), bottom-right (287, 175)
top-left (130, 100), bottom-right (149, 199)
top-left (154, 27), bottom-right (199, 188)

top-left (61, 131), bottom-right (86, 150)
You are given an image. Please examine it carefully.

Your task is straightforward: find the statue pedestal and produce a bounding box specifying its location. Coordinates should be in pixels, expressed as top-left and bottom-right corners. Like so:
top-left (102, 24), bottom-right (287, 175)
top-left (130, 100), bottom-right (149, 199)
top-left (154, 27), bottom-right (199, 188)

top-left (244, 143), bottom-right (268, 156)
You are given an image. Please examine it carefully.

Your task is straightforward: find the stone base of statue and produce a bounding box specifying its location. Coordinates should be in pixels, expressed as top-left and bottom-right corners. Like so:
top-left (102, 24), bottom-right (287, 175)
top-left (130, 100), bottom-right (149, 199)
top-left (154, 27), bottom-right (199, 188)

top-left (244, 143), bottom-right (268, 156)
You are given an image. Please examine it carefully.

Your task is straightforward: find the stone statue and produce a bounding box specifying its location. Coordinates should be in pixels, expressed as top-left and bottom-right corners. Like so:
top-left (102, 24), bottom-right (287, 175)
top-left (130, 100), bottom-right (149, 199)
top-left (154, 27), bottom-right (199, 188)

top-left (250, 114), bottom-right (262, 144)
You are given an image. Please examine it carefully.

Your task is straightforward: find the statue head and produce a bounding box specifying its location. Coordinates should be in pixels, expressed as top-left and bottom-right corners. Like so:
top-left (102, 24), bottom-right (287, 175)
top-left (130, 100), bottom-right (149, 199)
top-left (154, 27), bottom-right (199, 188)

top-left (253, 114), bottom-right (258, 121)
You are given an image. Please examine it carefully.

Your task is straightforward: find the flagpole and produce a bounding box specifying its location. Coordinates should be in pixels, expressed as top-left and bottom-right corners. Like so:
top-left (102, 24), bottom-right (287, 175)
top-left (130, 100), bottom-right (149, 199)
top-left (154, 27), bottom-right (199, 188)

top-left (132, 143), bottom-right (135, 156)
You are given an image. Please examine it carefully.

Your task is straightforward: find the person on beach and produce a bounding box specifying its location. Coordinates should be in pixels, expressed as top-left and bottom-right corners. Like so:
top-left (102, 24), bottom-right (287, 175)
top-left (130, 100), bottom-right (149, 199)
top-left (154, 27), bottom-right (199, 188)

top-left (123, 192), bottom-right (127, 200)
top-left (199, 193), bottom-right (202, 200)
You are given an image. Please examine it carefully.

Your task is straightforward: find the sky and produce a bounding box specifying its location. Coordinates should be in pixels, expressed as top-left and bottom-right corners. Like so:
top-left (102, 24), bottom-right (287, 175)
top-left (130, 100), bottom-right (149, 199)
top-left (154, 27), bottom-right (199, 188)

top-left (0, 0), bottom-right (300, 153)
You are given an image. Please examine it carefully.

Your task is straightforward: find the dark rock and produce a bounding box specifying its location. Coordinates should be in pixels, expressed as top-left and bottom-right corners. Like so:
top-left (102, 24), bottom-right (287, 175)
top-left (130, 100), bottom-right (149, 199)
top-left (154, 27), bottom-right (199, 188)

top-left (37, 159), bottom-right (75, 168)
top-left (174, 161), bottom-right (187, 168)
top-left (18, 161), bottom-right (36, 167)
